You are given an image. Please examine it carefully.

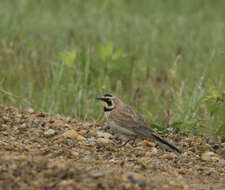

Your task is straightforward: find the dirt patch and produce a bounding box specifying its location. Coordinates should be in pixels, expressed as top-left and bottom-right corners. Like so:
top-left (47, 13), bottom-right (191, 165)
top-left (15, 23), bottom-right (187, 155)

top-left (0, 106), bottom-right (224, 190)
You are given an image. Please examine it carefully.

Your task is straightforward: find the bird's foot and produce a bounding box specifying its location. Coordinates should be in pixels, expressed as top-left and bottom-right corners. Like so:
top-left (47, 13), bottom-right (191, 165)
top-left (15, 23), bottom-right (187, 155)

top-left (114, 139), bottom-right (130, 148)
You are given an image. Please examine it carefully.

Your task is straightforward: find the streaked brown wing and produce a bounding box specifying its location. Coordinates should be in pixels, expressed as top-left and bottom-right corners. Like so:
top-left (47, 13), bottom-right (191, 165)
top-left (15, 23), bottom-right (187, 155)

top-left (110, 105), bottom-right (155, 138)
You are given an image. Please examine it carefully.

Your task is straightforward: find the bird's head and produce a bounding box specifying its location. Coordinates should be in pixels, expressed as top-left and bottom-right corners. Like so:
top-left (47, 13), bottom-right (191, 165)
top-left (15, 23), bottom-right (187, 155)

top-left (96, 94), bottom-right (115, 111)
top-left (96, 94), bottom-right (124, 112)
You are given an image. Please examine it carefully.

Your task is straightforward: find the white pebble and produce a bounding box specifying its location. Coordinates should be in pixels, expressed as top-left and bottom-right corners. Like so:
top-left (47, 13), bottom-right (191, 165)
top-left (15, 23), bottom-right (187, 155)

top-left (44, 129), bottom-right (56, 137)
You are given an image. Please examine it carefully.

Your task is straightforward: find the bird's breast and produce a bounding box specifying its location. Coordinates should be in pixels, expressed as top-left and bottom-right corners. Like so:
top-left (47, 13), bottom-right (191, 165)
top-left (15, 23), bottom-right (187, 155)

top-left (104, 111), bottom-right (110, 119)
top-left (108, 120), bottom-right (136, 136)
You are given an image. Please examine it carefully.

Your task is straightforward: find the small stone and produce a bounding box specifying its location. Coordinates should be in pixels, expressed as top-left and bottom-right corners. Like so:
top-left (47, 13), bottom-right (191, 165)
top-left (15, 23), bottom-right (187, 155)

top-left (145, 151), bottom-right (152, 157)
top-left (71, 151), bottom-right (79, 158)
top-left (97, 131), bottom-right (105, 138)
top-left (97, 131), bottom-right (111, 139)
top-left (44, 129), bottom-right (56, 137)
top-left (1, 124), bottom-right (8, 128)
top-left (89, 128), bottom-right (98, 137)
top-left (52, 119), bottom-right (65, 128)
top-left (212, 144), bottom-right (220, 150)
top-left (87, 138), bottom-right (97, 145)
top-left (201, 152), bottom-right (219, 161)
top-left (77, 135), bottom-right (86, 141)
top-left (143, 140), bottom-right (155, 147)
top-left (64, 123), bottom-right (70, 128)
top-left (26, 108), bottom-right (34, 113)
top-left (162, 152), bottom-right (176, 160)
top-left (127, 171), bottom-right (144, 183)
top-left (127, 172), bottom-right (136, 182)
top-left (20, 123), bottom-right (27, 129)
top-left (195, 137), bottom-right (203, 143)
top-left (16, 114), bottom-right (22, 119)
top-left (152, 147), bottom-right (158, 154)
top-left (201, 144), bottom-right (212, 151)
top-left (145, 148), bottom-right (158, 157)
top-left (62, 130), bottom-right (79, 140)
top-left (77, 130), bottom-right (87, 136)
top-left (97, 138), bottom-right (111, 145)
top-left (137, 180), bottom-right (146, 188)
top-left (0, 118), bottom-right (4, 124)
top-left (217, 159), bottom-right (225, 167)
top-left (2, 116), bottom-right (10, 122)
top-left (70, 119), bottom-right (78, 124)
top-left (58, 179), bottom-right (76, 188)
top-left (90, 171), bottom-right (104, 178)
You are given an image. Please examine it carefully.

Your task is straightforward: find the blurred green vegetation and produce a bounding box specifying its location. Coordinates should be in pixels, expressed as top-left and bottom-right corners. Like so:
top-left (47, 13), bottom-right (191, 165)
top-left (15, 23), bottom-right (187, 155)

top-left (0, 0), bottom-right (225, 139)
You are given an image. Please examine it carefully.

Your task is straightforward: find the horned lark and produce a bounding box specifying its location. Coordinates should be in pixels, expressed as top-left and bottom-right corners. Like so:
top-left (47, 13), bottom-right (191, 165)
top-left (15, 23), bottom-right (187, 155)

top-left (96, 94), bottom-right (181, 153)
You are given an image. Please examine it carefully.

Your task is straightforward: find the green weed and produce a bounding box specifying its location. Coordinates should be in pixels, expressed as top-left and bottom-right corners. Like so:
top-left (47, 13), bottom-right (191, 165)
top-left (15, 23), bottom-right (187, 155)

top-left (0, 0), bottom-right (225, 139)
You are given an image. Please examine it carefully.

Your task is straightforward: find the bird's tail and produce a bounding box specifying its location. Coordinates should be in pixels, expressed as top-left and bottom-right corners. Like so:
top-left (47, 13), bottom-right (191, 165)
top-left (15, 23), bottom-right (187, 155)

top-left (152, 134), bottom-right (182, 154)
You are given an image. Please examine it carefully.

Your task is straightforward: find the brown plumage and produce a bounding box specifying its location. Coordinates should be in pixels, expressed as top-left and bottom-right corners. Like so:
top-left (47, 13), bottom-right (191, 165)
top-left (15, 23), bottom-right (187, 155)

top-left (96, 94), bottom-right (181, 153)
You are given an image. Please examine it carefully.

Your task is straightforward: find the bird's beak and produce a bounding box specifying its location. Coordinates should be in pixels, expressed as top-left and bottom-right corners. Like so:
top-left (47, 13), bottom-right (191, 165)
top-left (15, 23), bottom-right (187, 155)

top-left (96, 97), bottom-right (102, 100)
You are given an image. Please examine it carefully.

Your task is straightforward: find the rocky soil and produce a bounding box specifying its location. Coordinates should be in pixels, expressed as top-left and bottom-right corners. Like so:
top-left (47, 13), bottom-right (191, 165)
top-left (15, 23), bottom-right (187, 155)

top-left (0, 106), bottom-right (224, 190)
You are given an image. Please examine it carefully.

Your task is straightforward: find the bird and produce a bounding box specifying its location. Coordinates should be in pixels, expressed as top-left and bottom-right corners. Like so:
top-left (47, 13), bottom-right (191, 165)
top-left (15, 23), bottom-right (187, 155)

top-left (96, 94), bottom-right (181, 153)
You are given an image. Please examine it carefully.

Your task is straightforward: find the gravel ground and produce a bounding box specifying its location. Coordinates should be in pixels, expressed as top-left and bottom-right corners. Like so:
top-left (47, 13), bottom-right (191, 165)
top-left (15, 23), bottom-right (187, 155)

top-left (0, 106), bottom-right (225, 190)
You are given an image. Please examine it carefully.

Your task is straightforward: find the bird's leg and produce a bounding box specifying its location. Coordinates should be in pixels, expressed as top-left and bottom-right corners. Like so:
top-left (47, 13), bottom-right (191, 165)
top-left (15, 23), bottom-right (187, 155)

top-left (131, 137), bottom-right (137, 147)
top-left (109, 134), bottom-right (120, 141)
top-left (115, 139), bottom-right (130, 148)
top-left (103, 125), bottom-right (111, 131)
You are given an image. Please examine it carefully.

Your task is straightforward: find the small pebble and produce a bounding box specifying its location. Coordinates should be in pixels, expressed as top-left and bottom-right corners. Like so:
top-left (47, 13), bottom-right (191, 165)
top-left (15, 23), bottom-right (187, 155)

top-left (162, 152), bottom-right (176, 160)
top-left (97, 131), bottom-right (111, 139)
top-left (152, 147), bottom-right (158, 154)
top-left (77, 130), bottom-right (87, 136)
top-left (127, 171), bottom-right (144, 182)
top-left (137, 180), bottom-right (146, 188)
top-left (212, 144), bottom-right (220, 150)
top-left (90, 171), bottom-right (104, 178)
top-left (71, 151), bottom-right (79, 158)
top-left (44, 129), bottom-right (56, 137)
top-left (143, 140), bottom-right (156, 147)
top-left (77, 135), bottom-right (86, 141)
top-left (217, 159), bottom-right (225, 167)
top-left (0, 118), bottom-right (4, 124)
top-left (20, 123), bottom-right (27, 129)
top-left (62, 130), bottom-right (79, 139)
top-left (97, 138), bottom-right (111, 145)
top-left (87, 138), bottom-right (97, 145)
top-left (26, 108), bottom-right (34, 113)
top-left (201, 152), bottom-right (219, 161)
top-left (2, 116), bottom-right (10, 122)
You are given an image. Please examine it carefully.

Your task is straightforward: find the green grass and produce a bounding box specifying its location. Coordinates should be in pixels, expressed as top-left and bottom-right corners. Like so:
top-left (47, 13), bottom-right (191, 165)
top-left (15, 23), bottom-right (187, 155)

top-left (0, 0), bottom-right (225, 140)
